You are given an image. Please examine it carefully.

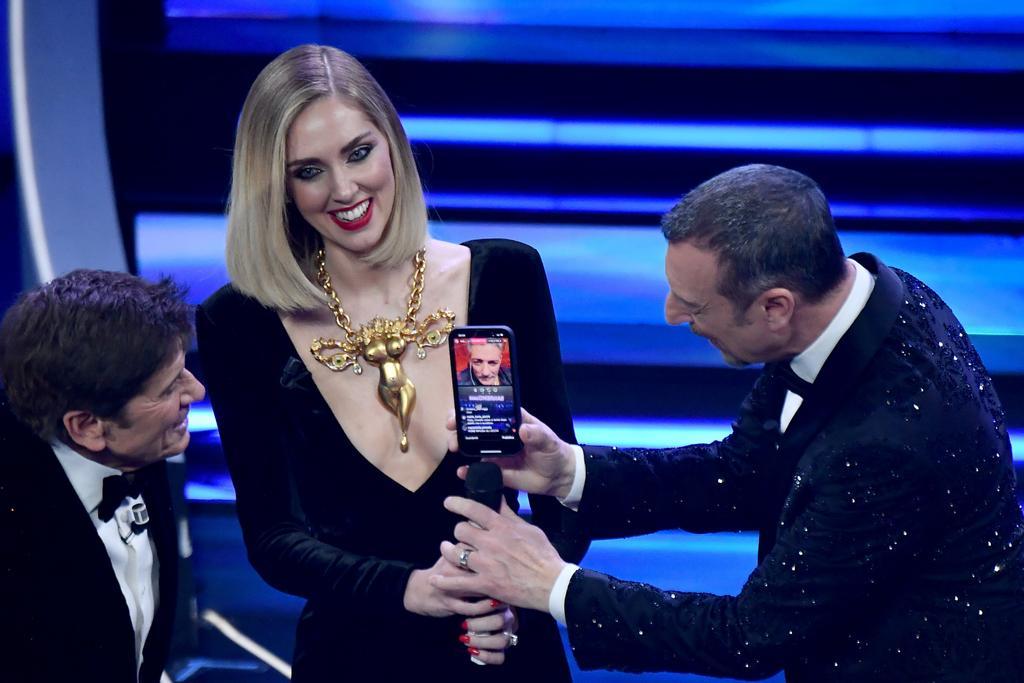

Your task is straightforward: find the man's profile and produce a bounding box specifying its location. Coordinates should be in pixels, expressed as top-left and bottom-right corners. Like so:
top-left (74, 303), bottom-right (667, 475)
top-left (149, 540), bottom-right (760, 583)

top-left (433, 164), bottom-right (1024, 683)
top-left (0, 269), bottom-right (205, 683)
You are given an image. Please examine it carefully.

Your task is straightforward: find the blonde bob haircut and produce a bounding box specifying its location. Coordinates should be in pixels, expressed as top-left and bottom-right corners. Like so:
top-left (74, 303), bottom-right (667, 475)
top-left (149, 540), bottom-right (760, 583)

top-left (226, 44), bottom-right (428, 311)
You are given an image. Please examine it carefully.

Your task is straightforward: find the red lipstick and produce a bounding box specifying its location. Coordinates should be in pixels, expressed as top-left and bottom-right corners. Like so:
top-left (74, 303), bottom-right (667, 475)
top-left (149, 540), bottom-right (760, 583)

top-left (329, 199), bottom-right (373, 232)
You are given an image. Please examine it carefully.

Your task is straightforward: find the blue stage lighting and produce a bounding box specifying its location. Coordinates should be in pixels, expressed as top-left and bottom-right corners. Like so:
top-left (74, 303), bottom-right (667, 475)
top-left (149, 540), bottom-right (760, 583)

top-left (138, 213), bottom-right (1024, 371)
top-left (424, 192), bottom-right (1024, 223)
top-left (186, 404), bottom-right (1024, 464)
top-left (404, 117), bottom-right (1024, 156)
top-left (166, 0), bottom-right (1024, 35)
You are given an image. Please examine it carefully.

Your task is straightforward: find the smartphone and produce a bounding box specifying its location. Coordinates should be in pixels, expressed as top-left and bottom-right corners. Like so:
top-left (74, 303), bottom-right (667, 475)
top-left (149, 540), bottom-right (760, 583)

top-left (449, 325), bottom-right (523, 456)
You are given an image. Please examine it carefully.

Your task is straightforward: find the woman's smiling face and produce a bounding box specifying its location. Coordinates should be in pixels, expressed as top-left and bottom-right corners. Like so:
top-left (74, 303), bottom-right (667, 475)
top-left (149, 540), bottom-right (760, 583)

top-left (285, 96), bottom-right (396, 257)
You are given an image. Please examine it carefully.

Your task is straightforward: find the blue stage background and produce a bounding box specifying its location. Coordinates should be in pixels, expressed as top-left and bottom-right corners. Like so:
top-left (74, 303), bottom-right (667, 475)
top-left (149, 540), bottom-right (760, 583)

top-left (3, 1), bottom-right (1024, 681)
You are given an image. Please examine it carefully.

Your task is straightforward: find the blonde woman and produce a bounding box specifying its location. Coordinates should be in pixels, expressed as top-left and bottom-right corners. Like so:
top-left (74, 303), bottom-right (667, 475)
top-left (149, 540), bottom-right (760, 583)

top-left (196, 45), bottom-right (586, 680)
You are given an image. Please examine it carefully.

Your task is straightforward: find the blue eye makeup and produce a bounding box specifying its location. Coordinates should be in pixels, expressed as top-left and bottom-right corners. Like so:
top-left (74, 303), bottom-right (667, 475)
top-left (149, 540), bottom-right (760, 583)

top-left (348, 144), bottom-right (372, 162)
top-left (293, 166), bottom-right (322, 181)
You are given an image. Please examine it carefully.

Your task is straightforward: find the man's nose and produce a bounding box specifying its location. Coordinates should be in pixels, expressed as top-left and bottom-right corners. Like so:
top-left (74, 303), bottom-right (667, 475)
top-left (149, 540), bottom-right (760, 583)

top-left (182, 369), bottom-right (206, 404)
top-left (664, 297), bottom-right (693, 326)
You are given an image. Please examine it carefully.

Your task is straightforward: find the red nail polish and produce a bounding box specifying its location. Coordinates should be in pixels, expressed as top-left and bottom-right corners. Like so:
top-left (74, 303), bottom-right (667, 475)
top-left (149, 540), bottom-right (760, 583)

top-left (460, 620), bottom-right (468, 630)
top-left (468, 647), bottom-right (480, 656)
top-left (490, 599), bottom-right (500, 608)
top-left (458, 634), bottom-right (470, 644)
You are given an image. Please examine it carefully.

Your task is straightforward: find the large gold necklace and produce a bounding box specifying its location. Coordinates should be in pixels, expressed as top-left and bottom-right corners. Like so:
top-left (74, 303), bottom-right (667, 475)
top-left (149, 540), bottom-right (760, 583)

top-left (310, 248), bottom-right (455, 452)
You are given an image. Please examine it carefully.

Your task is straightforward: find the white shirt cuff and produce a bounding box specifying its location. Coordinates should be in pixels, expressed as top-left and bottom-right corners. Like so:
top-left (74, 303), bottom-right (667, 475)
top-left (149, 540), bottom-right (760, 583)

top-left (548, 562), bottom-right (580, 626)
top-left (557, 445), bottom-right (586, 511)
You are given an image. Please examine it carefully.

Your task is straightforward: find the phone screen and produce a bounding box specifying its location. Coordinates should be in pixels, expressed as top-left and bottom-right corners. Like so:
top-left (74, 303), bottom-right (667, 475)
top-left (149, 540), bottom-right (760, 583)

top-left (449, 326), bottom-right (522, 456)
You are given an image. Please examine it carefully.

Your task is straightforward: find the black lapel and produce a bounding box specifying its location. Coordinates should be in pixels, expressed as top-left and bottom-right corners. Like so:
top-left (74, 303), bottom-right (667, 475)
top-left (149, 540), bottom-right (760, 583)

top-left (139, 462), bottom-right (178, 683)
top-left (30, 439), bottom-right (141, 667)
top-left (2, 395), bottom-right (143, 678)
top-left (758, 253), bottom-right (905, 557)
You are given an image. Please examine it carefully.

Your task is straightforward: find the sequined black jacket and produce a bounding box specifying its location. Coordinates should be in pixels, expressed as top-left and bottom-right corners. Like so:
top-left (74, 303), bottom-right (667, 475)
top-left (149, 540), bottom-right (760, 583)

top-left (566, 254), bottom-right (1024, 682)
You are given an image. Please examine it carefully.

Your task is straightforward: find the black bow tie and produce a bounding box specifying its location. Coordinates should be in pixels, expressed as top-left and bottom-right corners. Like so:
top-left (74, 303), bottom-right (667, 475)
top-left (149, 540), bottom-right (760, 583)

top-left (777, 363), bottom-right (814, 398)
top-left (98, 471), bottom-right (150, 523)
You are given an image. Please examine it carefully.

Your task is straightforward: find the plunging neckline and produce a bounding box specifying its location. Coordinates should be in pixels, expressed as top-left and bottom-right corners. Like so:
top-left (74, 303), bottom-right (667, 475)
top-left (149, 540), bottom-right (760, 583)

top-left (273, 245), bottom-right (474, 495)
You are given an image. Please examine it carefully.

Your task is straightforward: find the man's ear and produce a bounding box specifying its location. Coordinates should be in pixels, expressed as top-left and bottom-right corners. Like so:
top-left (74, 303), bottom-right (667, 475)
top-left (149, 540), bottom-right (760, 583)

top-left (757, 287), bottom-right (795, 331)
top-left (62, 410), bottom-right (107, 453)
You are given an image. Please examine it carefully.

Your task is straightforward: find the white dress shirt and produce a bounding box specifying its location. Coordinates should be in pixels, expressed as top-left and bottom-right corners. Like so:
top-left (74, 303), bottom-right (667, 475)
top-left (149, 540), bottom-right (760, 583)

top-left (52, 441), bottom-right (159, 677)
top-left (778, 259), bottom-right (874, 432)
top-left (549, 259), bottom-right (875, 625)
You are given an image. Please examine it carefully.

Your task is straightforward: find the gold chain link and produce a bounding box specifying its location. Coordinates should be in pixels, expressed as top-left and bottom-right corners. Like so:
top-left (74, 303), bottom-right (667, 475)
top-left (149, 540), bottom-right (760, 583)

top-left (404, 249), bottom-right (426, 328)
top-left (309, 247), bottom-right (453, 373)
top-left (314, 247), bottom-right (426, 340)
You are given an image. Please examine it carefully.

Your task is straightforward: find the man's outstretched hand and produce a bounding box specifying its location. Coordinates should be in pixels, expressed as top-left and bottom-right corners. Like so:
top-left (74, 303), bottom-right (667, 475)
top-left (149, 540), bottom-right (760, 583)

top-left (448, 408), bottom-right (576, 499)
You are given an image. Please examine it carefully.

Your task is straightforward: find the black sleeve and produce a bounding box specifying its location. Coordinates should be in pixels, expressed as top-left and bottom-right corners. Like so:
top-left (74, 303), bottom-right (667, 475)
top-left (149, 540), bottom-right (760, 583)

top-left (573, 374), bottom-right (779, 539)
top-left (565, 432), bottom-right (941, 678)
top-left (196, 292), bottom-right (415, 616)
top-left (466, 239), bottom-right (590, 563)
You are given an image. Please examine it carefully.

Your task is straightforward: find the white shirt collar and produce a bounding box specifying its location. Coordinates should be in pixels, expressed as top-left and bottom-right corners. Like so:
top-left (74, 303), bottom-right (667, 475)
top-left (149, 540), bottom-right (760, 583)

top-left (50, 439), bottom-right (122, 516)
top-left (790, 259), bottom-right (874, 383)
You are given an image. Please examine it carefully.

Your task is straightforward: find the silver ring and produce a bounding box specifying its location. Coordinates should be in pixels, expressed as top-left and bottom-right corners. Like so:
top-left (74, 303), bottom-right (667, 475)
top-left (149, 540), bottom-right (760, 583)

top-left (458, 547), bottom-right (473, 570)
top-left (504, 632), bottom-right (519, 648)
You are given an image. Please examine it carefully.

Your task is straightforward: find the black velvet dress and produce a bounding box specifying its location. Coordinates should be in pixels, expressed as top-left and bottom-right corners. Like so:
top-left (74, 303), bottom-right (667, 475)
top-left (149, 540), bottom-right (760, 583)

top-left (197, 239), bottom-right (587, 681)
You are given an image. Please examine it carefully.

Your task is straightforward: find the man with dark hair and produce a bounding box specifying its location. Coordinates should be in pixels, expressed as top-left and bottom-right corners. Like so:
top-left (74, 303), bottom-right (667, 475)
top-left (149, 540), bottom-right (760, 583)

top-left (435, 165), bottom-right (1024, 681)
top-left (0, 269), bottom-right (205, 683)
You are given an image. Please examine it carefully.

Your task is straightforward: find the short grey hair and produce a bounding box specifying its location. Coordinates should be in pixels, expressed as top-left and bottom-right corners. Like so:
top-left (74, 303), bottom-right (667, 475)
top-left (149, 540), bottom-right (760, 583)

top-left (661, 164), bottom-right (846, 311)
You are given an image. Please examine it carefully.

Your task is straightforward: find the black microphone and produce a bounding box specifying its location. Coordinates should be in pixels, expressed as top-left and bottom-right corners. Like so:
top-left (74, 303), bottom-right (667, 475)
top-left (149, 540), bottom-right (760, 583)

top-left (465, 462), bottom-right (503, 513)
top-left (462, 462), bottom-right (505, 667)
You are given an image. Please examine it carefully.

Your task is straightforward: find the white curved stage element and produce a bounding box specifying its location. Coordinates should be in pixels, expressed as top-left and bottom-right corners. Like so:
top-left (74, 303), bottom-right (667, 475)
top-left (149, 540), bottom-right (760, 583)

top-left (10, 0), bottom-right (126, 284)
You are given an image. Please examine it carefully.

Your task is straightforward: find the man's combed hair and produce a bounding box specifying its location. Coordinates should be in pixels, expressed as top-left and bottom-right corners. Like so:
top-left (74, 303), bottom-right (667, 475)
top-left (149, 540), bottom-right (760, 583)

top-left (0, 270), bottom-right (193, 442)
top-left (661, 164), bottom-right (846, 312)
top-left (227, 44), bottom-right (428, 312)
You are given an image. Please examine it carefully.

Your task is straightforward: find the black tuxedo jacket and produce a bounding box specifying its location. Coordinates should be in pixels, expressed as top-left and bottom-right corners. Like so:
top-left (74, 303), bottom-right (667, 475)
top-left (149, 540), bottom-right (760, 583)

top-left (0, 398), bottom-right (178, 683)
top-left (565, 254), bottom-right (1024, 681)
